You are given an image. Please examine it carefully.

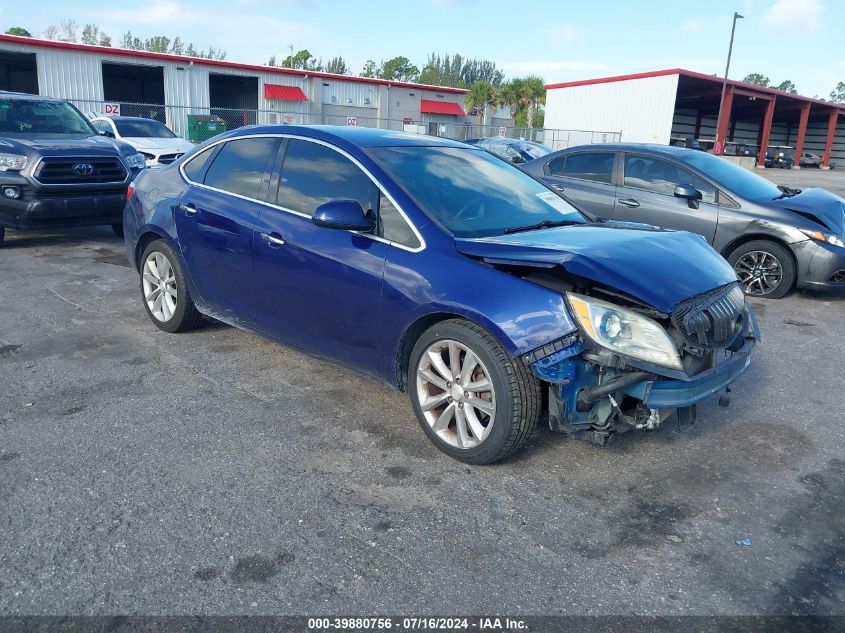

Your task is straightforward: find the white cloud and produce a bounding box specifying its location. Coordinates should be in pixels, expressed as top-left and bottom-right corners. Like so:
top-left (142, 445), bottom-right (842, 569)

top-left (93, 1), bottom-right (313, 63)
top-left (500, 60), bottom-right (618, 83)
top-left (763, 0), bottom-right (824, 31)
top-left (547, 23), bottom-right (579, 44)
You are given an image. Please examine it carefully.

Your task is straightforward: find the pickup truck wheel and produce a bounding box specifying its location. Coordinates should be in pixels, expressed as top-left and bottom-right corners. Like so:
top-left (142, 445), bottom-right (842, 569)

top-left (409, 319), bottom-right (541, 464)
top-left (729, 240), bottom-right (795, 299)
top-left (111, 223), bottom-right (124, 237)
top-left (139, 240), bottom-right (203, 333)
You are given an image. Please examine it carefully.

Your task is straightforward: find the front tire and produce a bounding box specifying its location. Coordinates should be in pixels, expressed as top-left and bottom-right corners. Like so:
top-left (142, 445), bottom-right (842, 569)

top-left (139, 240), bottom-right (203, 333)
top-left (408, 319), bottom-right (541, 464)
top-left (728, 240), bottom-right (796, 299)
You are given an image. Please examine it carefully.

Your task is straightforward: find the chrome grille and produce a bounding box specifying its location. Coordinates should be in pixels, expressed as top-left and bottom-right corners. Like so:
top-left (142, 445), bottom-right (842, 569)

top-left (157, 153), bottom-right (183, 165)
top-left (671, 283), bottom-right (746, 349)
top-left (34, 157), bottom-right (127, 185)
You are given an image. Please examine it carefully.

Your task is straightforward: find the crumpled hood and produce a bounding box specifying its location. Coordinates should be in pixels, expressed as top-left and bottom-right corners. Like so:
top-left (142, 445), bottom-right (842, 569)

top-left (455, 222), bottom-right (739, 313)
top-left (0, 134), bottom-right (137, 158)
top-left (767, 188), bottom-right (845, 236)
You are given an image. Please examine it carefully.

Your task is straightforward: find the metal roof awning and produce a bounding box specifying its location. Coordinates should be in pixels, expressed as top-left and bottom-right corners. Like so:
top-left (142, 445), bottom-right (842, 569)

top-left (264, 84), bottom-right (308, 101)
top-left (420, 99), bottom-right (465, 116)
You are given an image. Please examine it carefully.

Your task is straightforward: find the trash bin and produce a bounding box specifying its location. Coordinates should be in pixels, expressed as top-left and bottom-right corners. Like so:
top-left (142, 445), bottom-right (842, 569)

top-left (187, 115), bottom-right (226, 142)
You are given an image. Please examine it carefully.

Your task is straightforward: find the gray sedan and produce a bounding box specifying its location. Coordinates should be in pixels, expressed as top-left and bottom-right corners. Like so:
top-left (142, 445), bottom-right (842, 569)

top-left (522, 143), bottom-right (845, 298)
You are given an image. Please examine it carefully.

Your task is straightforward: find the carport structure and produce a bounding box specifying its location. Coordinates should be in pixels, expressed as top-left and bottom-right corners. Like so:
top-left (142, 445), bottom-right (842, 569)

top-left (544, 68), bottom-right (845, 168)
top-left (674, 69), bottom-right (844, 168)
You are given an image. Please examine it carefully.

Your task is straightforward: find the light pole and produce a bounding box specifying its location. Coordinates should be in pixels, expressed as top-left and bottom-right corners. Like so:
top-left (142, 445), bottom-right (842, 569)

top-left (715, 12), bottom-right (743, 154)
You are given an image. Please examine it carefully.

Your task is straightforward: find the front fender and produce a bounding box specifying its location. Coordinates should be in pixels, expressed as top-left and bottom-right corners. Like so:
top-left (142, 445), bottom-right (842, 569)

top-left (378, 243), bottom-right (577, 385)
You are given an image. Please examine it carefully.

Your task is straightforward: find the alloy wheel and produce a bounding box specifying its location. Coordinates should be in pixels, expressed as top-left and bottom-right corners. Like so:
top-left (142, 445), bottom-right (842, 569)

top-left (734, 250), bottom-right (783, 296)
top-left (142, 251), bottom-right (178, 322)
top-left (415, 339), bottom-right (496, 449)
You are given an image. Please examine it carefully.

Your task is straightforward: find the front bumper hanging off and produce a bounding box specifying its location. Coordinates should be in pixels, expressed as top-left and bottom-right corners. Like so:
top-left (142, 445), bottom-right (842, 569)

top-left (527, 306), bottom-right (760, 442)
top-left (621, 339), bottom-right (753, 409)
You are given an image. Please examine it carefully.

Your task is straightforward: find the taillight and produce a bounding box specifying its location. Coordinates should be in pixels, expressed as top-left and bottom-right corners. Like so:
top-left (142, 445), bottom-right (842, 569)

top-left (127, 182), bottom-right (135, 201)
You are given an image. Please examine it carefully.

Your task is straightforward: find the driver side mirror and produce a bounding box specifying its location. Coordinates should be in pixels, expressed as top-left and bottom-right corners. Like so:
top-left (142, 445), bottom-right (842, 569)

top-left (312, 199), bottom-right (376, 232)
top-left (674, 184), bottom-right (701, 200)
top-left (674, 184), bottom-right (702, 208)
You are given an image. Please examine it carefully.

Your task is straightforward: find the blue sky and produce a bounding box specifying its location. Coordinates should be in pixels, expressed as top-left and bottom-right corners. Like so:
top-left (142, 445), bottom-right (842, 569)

top-left (1, 0), bottom-right (842, 97)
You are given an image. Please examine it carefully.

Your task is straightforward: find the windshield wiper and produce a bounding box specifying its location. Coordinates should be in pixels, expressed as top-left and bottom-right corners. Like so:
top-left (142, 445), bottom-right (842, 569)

top-left (774, 185), bottom-right (801, 199)
top-left (504, 219), bottom-right (582, 234)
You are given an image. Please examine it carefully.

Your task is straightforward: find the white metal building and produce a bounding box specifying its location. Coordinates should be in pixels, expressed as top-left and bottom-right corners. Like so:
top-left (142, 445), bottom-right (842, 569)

top-left (544, 68), bottom-right (845, 167)
top-left (0, 33), bottom-right (500, 139)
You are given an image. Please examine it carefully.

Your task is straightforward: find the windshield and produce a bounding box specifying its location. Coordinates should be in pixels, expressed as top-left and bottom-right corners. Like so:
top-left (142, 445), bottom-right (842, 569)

top-left (114, 118), bottom-right (176, 138)
top-left (368, 146), bottom-right (586, 238)
top-left (0, 98), bottom-right (95, 138)
top-left (681, 151), bottom-right (782, 201)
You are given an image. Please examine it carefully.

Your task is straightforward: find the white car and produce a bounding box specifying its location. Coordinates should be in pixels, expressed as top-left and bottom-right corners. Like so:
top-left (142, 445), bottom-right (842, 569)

top-left (91, 116), bottom-right (194, 168)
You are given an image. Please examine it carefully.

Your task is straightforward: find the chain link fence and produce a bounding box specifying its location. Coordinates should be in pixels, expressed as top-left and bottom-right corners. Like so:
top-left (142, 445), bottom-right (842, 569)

top-left (70, 98), bottom-right (621, 149)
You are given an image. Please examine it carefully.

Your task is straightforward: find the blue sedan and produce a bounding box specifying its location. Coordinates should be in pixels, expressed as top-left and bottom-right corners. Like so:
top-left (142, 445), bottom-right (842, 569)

top-left (124, 126), bottom-right (759, 463)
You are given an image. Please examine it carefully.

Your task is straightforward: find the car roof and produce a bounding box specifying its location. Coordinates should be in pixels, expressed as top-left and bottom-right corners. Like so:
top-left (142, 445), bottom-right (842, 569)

top-left (0, 91), bottom-right (62, 102)
top-left (538, 142), bottom-right (741, 164)
top-left (557, 142), bottom-right (704, 157)
top-left (225, 124), bottom-right (475, 149)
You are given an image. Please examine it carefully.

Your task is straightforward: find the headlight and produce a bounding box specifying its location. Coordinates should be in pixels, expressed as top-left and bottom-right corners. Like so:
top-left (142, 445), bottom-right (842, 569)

top-left (566, 292), bottom-right (683, 370)
top-left (0, 153), bottom-right (27, 171)
top-left (125, 153), bottom-right (147, 170)
top-left (800, 228), bottom-right (845, 249)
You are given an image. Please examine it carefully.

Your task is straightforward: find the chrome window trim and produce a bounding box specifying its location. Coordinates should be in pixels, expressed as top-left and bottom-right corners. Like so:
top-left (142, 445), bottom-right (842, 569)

top-left (179, 133), bottom-right (426, 253)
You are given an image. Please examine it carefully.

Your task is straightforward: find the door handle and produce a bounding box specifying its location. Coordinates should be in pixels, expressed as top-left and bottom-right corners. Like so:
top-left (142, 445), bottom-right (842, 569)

top-left (260, 232), bottom-right (286, 247)
top-left (550, 183), bottom-right (565, 192)
top-left (617, 198), bottom-right (640, 208)
top-left (177, 202), bottom-right (198, 215)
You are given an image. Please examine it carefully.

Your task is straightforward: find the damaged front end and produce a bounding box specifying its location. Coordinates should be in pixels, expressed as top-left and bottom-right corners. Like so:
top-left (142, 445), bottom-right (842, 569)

top-left (523, 282), bottom-right (760, 446)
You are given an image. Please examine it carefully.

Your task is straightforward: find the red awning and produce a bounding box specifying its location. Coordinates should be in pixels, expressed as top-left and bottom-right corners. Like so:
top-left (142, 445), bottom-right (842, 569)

top-left (264, 84), bottom-right (308, 101)
top-left (420, 99), bottom-right (465, 116)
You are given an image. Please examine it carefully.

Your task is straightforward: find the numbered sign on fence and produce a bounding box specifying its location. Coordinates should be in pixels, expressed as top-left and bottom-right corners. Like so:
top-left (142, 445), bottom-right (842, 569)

top-left (103, 103), bottom-right (121, 116)
top-left (346, 117), bottom-right (357, 126)
top-left (498, 127), bottom-right (506, 137)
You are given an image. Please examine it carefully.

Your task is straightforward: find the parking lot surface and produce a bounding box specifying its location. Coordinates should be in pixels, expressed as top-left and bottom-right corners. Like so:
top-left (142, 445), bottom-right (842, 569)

top-left (761, 166), bottom-right (845, 198)
top-left (0, 226), bottom-right (843, 616)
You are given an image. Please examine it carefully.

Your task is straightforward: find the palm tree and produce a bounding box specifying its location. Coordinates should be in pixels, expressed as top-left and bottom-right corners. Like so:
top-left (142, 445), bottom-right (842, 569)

top-left (465, 81), bottom-right (498, 133)
top-left (497, 79), bottom-right (524, 125)
top-left (521, 75), bottom-right (545, 130)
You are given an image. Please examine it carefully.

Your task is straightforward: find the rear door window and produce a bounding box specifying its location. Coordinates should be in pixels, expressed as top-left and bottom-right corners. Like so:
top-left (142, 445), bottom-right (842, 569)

top-left (559, 152), bottom-right (615, 183)
top-left (203, 137), bottom-right (278, 199)
top-left (623, 155), bottom-right (693, 195)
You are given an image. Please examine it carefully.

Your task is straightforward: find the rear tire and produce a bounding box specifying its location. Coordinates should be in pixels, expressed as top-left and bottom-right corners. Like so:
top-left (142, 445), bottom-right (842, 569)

top-left (139, 240), bottom-right (204, 333)
top-left (408, 319), bottom-right (541, 464)
top-left (728, 240), bottom-right (796, 299)
top-left (111, 223), bottom-right (124, 237)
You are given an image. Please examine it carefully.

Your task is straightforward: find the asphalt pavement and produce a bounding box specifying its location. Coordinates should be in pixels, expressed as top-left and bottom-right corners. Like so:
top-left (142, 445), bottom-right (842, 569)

top-left (0, 225), bottom-right (843, 617)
